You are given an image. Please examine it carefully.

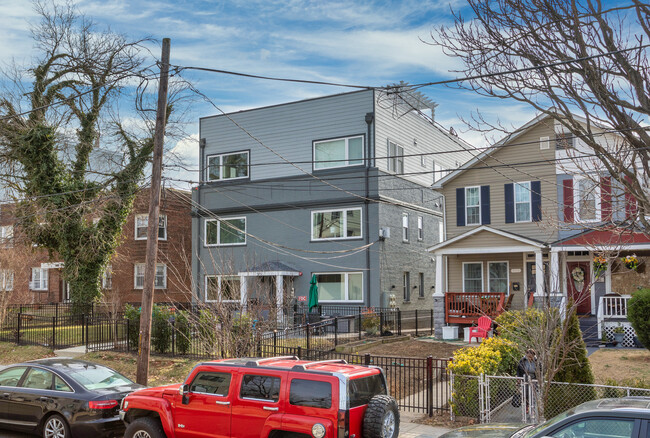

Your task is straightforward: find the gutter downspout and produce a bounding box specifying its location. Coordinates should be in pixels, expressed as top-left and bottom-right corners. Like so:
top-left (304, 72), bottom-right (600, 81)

top-left (195, 137), bottom-right (206, 303)
top-left (365, 111), bottom-right (374, 308)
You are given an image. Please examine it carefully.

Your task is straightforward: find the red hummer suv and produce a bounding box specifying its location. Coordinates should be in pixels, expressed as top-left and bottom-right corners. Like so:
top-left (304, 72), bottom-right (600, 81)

top-left (119, 356), bottom-right (399, 438)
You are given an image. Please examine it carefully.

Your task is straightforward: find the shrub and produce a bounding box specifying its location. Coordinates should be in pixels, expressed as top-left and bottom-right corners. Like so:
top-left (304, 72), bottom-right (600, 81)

top-left (124, 304), bottom-right (140, 349)
top-left (361, 312), bottom-right (380, 336)
top-left (628, 288), bottom-right (650, 351)
top-left (174, 311), bottom-right (191, 355)
top-left (496, 307), bottom-right (557, 346)
top-left (151, 306), bottom-right (172, 354)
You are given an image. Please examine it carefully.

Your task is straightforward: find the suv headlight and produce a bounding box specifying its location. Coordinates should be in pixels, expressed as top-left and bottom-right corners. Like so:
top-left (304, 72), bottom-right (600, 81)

top-left (312, 423), bottom-right (326, 438)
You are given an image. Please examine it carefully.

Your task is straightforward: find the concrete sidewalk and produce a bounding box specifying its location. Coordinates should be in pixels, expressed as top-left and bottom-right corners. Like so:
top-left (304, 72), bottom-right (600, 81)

top-left (400, 411), bottom-right (451, 437)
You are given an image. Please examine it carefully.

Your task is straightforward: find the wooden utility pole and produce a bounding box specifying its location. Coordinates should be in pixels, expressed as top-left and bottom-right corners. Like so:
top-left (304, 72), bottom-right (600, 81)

top-left (136, 38), bottom-right (170, 385)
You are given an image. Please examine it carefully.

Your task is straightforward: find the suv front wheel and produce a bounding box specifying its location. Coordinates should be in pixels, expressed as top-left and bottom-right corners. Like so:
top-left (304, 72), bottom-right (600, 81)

top-left (363, 395), bottom-right (400, 438)
top-left (125, 417), bottom-right (167, 438)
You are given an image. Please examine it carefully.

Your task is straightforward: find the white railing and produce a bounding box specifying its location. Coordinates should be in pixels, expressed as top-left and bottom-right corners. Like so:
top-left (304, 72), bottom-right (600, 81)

top-left (597, 295), bottom-right (631, 339)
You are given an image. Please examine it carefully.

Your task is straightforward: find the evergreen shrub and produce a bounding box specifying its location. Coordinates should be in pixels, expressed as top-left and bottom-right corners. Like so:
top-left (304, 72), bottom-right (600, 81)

top-left (628, 289), bottom-right (650, 351)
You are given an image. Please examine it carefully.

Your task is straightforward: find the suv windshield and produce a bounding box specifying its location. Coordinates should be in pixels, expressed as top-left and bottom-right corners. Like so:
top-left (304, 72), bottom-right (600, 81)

top-left (348, 373), bottom-right (386, 408)
top-left (66, 364), bottom-right (133, 390)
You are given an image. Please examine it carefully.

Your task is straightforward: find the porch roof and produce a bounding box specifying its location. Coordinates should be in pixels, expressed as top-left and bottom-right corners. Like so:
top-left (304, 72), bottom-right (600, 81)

top-left (428, 225), bottom-right (547, 255)
top-left (552, 227), bottom-right (650, 251)
top-left (238, 261), bottom-right (302, 277)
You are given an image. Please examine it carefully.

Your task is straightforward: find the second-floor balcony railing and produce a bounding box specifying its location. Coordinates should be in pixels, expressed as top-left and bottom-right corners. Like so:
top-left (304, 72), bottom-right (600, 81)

top-left (445, 292), bottom-right (506, 324)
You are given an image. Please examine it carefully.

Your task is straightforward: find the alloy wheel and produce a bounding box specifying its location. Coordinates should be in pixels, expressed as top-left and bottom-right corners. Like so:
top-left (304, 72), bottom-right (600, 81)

top-left (44, 418), bottom-right (66, 438)
top-left (133, 431), bottom-right (152, 438)
top-left (382, 410), bottom-right (396, 438)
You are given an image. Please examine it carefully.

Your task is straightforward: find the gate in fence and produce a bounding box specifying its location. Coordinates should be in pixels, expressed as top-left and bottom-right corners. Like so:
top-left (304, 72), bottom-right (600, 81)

top-left (450, 371), bottom-right (650, 424)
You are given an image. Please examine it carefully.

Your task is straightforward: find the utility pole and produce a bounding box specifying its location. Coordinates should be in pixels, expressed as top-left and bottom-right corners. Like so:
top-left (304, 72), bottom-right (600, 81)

top-left (136, 38), bottom-right (170, 385)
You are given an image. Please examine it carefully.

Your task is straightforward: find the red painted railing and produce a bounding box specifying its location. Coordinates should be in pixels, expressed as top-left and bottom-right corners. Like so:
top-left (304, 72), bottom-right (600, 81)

top-left (445, 292), bottom-right (506, 324)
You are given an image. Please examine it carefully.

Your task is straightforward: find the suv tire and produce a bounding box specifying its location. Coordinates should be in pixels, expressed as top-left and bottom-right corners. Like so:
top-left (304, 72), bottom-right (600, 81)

top-left (125, 417), bottom-right (166, 438)
top-left (362, 395), bottom-right (400, 438)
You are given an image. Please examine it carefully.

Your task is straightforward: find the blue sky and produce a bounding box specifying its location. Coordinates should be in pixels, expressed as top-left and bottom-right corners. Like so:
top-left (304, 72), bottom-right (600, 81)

top-left (0, 0), bottom-right (555, 186)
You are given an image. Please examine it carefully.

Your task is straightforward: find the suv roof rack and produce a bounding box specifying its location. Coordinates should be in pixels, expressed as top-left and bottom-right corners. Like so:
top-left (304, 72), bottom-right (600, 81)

top-left (292, 359), bottom-right (348, 371)
top-left (246, 356), bottom-right (299, 367)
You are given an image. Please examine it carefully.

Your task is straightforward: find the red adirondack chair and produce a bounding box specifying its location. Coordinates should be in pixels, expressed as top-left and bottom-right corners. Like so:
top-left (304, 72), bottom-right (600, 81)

top-left (469, 315), bottom-right (492, 343)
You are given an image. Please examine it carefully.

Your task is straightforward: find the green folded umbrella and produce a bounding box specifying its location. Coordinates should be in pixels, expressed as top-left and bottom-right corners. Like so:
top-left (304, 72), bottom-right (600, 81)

top-left (308, 274), bottom-right (319, 312)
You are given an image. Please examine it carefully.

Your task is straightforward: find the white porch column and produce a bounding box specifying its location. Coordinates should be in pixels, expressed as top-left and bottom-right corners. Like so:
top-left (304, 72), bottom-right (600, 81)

top-left (550, 250), bottom-right (560, 295)
top-left (605, 258), bottom-right (612, 294)
top-left (434, 254), bottom-right (444, 297)
top-left (276, 275), bottom-right (284, 325)
top-left (240, 275), bottom-right (248, 313)
top-left (535, 250), bottom-right (544, 297)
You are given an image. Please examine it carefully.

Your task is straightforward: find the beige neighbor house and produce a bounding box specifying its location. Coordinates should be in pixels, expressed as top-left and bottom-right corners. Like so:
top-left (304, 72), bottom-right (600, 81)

top-left (428, 112), bottom-right (649, 343)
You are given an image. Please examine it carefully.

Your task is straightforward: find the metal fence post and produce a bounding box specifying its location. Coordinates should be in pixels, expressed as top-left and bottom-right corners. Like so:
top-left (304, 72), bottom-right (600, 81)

top-left (430, 309), bottom-right (434, 335)
top-left (55, 303), bottom-right (59, 319)
top-left (126, 319), bottom-right (130, 353)
top-left (273, 330), bottom-right (277, 356)
top-left (358, 308), bottom-right (362, 340)
top-left (449, 369), bottom-right (455, 421)
top-left (297, 346), bottom-right (302, 359)
top-left (85, 315), bottom-right (89, 352)
top-left (306, 324), bottom-right (311, 350)
top-left (52, 316), bottom-right (56, 350)
top-left (334, 317), bottom-right (338, 346)
top-left (379, 311), bottom-right (384, 336)
top-left (427, 356), bottom-right (433, 417)
top-left (364, 353), bottom-right (371, 365)
top-left (415, 309), bottom-right (419, 336)
top-left (16, 312), bottom-right (21, 345)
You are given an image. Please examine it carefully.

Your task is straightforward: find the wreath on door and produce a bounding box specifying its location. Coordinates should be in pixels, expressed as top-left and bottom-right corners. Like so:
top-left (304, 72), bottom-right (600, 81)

top-left (571, 266), bottom-right (585, 284)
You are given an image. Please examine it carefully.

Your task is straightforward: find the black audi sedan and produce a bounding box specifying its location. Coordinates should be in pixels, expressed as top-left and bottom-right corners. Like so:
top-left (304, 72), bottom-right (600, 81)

top-left (0, 358), bottom-right (142, 438)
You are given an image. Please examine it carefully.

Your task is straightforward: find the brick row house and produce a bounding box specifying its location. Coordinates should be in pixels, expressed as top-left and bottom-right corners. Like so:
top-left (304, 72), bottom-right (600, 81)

top-left (429, 113), bottom-right (648, 344)
top-left (0, 188), bottom-right (193, 307)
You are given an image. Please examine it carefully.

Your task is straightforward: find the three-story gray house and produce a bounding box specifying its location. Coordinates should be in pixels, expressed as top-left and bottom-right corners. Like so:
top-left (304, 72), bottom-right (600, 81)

top-left (191, 89), bottom-right (472, 323)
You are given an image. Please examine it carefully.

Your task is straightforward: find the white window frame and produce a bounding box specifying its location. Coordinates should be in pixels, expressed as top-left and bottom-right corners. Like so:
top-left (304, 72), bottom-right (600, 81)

top-left (313, 271), bottom-right (364, 303)
top-left (403, 271), bottom-right (410, 302)
top-left (134, 263), bottom-right (167, 289)
top-left (433, 161), bottom-right (443, 183)
top-left (206, 151), bottom-right (250, 182)
top-left (204, 275), bottom-right (241, 303)
top-left (539, 136), bottom-right (550, 150)
top-left (313, 135), bottom-right (364, 170)
top-left (514, 181), bottom-right (532, 223)
top-left (417, 216), bottom-right (423, 241)
top-left (311, 208), bottom-right (362, 241)
top-left (574, 177), bottom-right (601, 222)
top-left (1, 270), bottom-right (14, 291)
top-left (0, 225), bottom-right (13, 248)
top-left (102, 265), bottom-right (112, 289)
top-left (30, 268), bottom-right (48, 291)
top-left (387, 141), bottom-right (404, 174)
top-left (462, 262), bottom-right (483, 293)
top-left (465, 186), bottom-right (481, 226)
top-left (488, 261), bottom-right (509, 294)
top-left (402, 213), bottom-right (409, 242)
top-left (134, 214), bottom-right (167, 241)
top-left (204, 217), bottom-right (247, 246)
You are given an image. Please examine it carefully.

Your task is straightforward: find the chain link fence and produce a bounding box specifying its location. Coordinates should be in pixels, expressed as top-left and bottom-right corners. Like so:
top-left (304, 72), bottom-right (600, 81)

top-left (450, 371), bottom-right (650, 424)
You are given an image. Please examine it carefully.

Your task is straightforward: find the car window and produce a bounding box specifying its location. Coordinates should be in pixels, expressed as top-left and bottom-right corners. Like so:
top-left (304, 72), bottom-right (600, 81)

top-left (54, 375), bottom-right (73, 392)
top-left (0, 367), bottom-right (28, 387)
top-left (23, 368), bottom-right (53, 390)
top-left (551, 418), bottom-right (635, 438)
top-left (65, 363), bottom-right (133, 390)
top-left (190, 372), bottom-right (231, 396)
top-left (240, 374), bottom-right (281, 402)
top-left (290, 379), bottom-right (332, 409)
top-left (348, 374), bottom-right (386, 408)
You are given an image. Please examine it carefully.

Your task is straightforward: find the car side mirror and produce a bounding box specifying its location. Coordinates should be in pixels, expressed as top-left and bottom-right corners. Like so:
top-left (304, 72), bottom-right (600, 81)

top-left (179, 384), bottom-right (190, 405)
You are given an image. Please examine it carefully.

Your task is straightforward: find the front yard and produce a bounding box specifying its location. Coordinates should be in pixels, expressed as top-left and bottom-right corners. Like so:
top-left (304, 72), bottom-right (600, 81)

top-left (589, 349), bottom-right (650, 385)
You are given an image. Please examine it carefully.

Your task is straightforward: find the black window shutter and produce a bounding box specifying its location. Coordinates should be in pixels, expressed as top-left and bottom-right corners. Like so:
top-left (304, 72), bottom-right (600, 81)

top-left (480, 185), bottom-right (490, 225)
top-left (456, 188), bottom-right (465, 227)
top-left (531, 180), bottom-right (542, 222)
top-left (504, 183), bottom-right (514, 223)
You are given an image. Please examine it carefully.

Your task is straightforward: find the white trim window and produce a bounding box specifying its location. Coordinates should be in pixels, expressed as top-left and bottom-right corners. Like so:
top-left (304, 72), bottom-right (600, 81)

top-left (417, 216), bottom-right (423, 240)
top-left (207, 151), bottom-right (249, 182)
top-left (312, 208), bottom-right (362, 240)
top-left (555, 132), bottom-right (574, 150)
top-left (30, 268), bottom-right (48, 291)
top-left (462, 262), bottom-right (483, 293)
top-left (134, 263), bottom-right (167, 289)
top-left (574, 177), bottom-right (601, 222)
top-left (314, 272), bottom-right (363, 302)
top-left (205, 217), bottom-right (247, 246)
top-left (514, 182), bottom-right (532, 223)
top-left (313, 135), bottom-right (364, 170)
top-left (465, 186), bottom-right (481, 226)
top-left (433, 161), bottom-right (443, 183)
top-left (205, 275), bottom-right (240, 303)
top-left (0, 225), bottom-right (13, 248)
top-left (387, 141), bottom-right (404, 174)
top-left (402, 213), bottom-right (409, 242)
top-left (488, 261), bottom-right (509, 294)
top-left (102, 265), bottom-right (112, 289)
top-left (403, 271), bottom-right (410, 302)
top-left (135, 214), bottom-right (167, 240)
top-left (1, 270), bottom-right (14, 291)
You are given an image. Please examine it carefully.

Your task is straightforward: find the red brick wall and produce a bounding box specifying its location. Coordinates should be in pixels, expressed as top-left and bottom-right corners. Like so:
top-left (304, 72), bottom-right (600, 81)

top-left (0, 188), bottom-right (193, 306)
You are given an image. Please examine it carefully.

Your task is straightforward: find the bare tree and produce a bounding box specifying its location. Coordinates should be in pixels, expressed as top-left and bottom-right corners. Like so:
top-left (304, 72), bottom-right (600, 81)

top-left (0, 2), bottom-right (189, 311)
top-left (430, 0), bottom-right (650, 231)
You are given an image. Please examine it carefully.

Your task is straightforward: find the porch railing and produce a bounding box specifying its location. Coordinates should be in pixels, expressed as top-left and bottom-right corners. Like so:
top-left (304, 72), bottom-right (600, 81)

top-left (445, 292), bottom-right (506, 324)
top-left (597, 294), bottom-right (631, 339)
